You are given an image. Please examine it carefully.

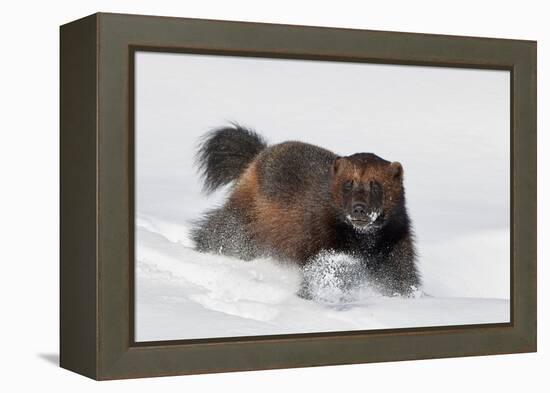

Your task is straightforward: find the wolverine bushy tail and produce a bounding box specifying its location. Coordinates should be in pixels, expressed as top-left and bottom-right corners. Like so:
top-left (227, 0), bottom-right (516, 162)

top-left (196, 124), bottom-right (268, 193)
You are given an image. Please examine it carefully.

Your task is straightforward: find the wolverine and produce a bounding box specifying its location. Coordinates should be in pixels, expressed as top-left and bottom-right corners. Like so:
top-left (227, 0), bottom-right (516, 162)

top-left (191, 124), bottom-right (420, 296)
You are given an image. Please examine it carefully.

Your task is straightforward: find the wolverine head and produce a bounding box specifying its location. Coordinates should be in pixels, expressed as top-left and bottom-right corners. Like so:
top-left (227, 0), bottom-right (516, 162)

top-left (330, 153), bottom-right (405, 232)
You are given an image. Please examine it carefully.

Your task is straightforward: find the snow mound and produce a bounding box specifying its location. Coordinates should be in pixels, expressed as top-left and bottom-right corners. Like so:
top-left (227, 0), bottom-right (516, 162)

top-left (136, 225), bottom-right (302, 323)
top-left (135, 216), bottom-right (510, 341)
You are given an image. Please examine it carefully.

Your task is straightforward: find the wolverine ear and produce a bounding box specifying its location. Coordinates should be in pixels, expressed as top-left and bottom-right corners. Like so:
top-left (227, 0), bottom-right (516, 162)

top-left (390, 161), bottom-right (403, 179)
top-left (332, 157), bottom-right (343, 175)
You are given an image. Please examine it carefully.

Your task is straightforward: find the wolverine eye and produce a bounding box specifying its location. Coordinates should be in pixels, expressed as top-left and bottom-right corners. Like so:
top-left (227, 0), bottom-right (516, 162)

top-left (343, 180), bottom-right (353, 191)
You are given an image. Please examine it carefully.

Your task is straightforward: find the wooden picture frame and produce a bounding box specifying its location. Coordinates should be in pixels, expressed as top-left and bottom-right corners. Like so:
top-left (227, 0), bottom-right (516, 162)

top-left (60, 12), bottom-right (536, 380)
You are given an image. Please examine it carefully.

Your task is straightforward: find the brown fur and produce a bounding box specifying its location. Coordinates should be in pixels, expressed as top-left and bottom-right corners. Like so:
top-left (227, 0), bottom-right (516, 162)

top-left (229, 161), bottom-right (329, 263)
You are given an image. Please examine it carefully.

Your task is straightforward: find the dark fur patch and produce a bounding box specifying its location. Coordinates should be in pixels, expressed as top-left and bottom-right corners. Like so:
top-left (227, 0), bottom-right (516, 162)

top-left (256, 142), bottom-right (336, 202)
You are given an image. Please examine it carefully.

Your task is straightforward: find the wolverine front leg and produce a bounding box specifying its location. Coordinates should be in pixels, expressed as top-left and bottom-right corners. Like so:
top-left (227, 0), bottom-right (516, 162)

top-left (297, 249), bottom-right (366, 300)
top-left (373, 236), bottom-right (420, 296)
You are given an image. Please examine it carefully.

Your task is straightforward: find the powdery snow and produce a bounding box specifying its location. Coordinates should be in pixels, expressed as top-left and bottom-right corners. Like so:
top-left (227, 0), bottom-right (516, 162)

top-left (135, 216), bottom-right (509, 342)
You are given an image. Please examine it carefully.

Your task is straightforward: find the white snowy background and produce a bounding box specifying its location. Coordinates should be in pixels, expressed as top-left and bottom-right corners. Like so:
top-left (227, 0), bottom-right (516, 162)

top-left (134, 52), bottom-right (510, 342)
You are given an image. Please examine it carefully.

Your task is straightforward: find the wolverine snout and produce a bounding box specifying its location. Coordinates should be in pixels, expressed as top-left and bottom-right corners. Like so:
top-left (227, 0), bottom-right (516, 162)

top-left (349, 203), bottom-right (382, 226)
top-left (352, 202), bottom-right (367, 217)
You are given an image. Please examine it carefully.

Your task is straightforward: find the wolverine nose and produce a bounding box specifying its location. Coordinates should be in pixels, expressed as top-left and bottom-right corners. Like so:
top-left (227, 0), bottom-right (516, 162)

top-left (352, 203), bottom-right (367, 217)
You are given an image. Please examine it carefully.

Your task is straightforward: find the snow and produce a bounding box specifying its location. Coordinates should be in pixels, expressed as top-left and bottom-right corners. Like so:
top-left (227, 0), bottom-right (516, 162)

top-left (134, 52), bottom-right (510, 342)
top-left (135, 216), bottom-right (509, 341)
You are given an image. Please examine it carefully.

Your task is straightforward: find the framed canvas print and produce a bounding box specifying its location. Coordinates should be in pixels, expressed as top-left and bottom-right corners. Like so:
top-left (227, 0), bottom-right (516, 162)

top-left (60, 13), bottom-right (537, 380)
